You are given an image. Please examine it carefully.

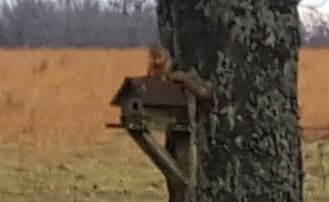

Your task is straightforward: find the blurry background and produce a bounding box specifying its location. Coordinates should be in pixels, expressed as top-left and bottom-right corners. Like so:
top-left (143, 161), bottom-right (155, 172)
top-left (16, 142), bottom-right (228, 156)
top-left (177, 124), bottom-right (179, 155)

top-left (0, 0), bottom-right (159, 47)
top-left (0, 0), bottom-right (328, 47)
top-left (0, 0), bottom-right (328, 202)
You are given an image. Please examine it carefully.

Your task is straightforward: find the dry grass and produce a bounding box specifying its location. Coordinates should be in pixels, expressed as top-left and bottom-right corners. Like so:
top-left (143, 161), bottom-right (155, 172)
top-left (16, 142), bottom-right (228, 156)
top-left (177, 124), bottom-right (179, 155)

top-left (1, 47), bottom-right (329, 201)
top-left (299, 48), bottom-right (329, 129)
top-left (0, 48), bottom-right (166, 201)
top-left (0, 48), bottom-right (149, 138)
top-left (0, 130), bottom-right (167, 202)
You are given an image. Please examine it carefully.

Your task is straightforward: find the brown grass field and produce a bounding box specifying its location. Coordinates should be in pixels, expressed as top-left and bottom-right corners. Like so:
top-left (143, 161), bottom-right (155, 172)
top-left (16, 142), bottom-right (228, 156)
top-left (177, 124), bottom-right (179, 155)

top-left (0, 48), bottom-right (167, 202)
top-left (299, 48), bottom-right (329, 129)
top-left (0, 47), bottom-right (328, 201)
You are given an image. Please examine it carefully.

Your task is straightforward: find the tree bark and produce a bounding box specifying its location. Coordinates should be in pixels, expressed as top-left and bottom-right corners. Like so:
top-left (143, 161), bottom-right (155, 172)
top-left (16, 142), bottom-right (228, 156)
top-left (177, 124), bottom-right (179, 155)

top-left (158, 0), bottom-right (303, 202)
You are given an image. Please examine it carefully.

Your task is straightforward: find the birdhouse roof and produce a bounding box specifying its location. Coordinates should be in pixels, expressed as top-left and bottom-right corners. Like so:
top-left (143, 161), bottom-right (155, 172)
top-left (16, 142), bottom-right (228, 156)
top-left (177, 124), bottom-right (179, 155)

top-left (111, 76), bottom-right (187, 107)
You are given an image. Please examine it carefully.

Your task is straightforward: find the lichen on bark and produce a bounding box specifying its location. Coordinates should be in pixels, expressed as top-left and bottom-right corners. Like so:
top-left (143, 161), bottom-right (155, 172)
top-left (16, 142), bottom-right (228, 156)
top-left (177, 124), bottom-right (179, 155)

top-left (157, 0), bottom-right (303, 201)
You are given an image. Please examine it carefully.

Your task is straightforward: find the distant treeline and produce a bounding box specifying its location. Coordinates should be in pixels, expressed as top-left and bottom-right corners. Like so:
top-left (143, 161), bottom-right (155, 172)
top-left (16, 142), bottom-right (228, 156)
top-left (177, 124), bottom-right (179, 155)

top-left (0, 0), bottom-right (160, 48)
top-left (0, 0), bottom-right (328, 48)
top-left (299, 22), bottom-right (329, 47)
top-left (298, 7), bottom-right (329, 47)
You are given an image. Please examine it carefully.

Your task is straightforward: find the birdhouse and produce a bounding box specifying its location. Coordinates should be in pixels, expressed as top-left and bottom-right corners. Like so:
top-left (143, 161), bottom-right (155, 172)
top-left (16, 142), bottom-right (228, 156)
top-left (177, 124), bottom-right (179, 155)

top-left (110, 76), bottom-right (200, 197)
top-left (111, 76), bottom-right (188, 132)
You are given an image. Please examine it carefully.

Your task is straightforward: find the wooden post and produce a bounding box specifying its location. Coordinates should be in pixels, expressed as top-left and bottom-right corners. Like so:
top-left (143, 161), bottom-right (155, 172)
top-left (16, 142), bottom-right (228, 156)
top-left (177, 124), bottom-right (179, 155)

top-left (128, 130), bottom-right (189, 187)
top-left (165, 91), bottom-right (197, 202)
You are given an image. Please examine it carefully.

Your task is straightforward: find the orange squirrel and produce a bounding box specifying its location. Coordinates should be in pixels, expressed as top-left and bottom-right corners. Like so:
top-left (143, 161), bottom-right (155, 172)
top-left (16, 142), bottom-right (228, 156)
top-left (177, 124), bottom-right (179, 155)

top-left (147, 45), bottom-right (212, 99)
top-left (147, 45), bottom-right (172, 81)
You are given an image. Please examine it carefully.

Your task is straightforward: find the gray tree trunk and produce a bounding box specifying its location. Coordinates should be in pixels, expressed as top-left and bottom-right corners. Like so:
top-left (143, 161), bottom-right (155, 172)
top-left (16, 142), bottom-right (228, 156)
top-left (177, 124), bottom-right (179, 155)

top-left (158, 0), bottom-right (303, 202)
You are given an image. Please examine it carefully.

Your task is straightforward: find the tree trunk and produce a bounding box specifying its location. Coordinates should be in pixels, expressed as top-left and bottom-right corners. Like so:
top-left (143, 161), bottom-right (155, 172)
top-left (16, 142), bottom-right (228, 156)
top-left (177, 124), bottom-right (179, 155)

top-left (158, 0), bottom-right (303, 202)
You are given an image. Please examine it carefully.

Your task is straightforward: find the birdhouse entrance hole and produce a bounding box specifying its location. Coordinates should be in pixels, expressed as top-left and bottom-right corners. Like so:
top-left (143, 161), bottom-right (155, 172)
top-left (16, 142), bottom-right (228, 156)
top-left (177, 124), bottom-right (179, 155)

top-left (132, 101), bottom-right (139, 111)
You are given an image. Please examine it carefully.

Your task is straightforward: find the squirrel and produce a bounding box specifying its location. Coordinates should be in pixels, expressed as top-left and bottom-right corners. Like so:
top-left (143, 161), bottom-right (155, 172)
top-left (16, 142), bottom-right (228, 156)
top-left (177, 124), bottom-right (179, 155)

top-left (147, 45), bottom-right (213, 99)
top-left (169, 69), bottom-right (213, 99)
top-left (147, 45), bottom-right (172, 81)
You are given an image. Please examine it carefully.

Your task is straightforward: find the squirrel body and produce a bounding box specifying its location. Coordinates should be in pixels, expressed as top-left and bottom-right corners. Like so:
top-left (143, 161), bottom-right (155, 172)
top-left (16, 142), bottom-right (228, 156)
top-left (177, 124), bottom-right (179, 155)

top-left (147, 45), bottom-right (213, 99)
top-left (147, 45), bottom-right (172, 81)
